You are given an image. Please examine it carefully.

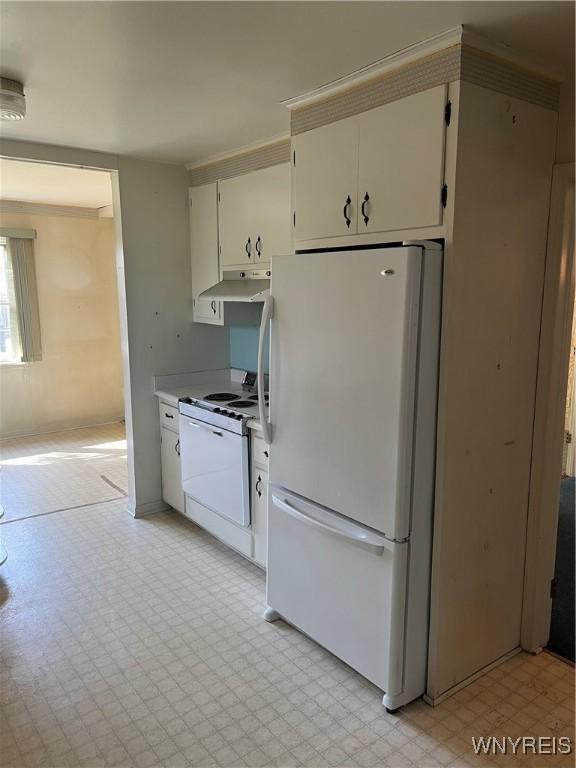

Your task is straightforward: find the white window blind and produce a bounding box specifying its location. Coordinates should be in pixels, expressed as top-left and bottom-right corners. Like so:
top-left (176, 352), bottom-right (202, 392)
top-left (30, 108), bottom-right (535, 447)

top-left (0, 239), bottom-right (21, 363)
top-left (4, 236), bottom-right (42, 363)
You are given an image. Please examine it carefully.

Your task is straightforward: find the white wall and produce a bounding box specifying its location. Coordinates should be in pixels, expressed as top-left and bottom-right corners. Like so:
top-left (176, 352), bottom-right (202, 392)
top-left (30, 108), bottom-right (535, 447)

top-left (114, 157), bottom-right (229, 516)
top-left (0, 211), bottom-right (124, 437)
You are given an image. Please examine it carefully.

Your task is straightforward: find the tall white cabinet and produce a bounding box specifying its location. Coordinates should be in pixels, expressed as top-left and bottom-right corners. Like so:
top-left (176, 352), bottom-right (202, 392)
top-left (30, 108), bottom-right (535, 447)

top-left (189, 183), bottom-right (222, 324)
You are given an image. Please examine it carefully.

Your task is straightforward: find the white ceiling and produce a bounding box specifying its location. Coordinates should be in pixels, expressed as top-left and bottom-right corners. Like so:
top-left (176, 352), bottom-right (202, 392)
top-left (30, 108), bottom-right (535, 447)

top-left (0, 158), bottom-right (113, 208)
top-left (0, 1), bottom-right (574, 165)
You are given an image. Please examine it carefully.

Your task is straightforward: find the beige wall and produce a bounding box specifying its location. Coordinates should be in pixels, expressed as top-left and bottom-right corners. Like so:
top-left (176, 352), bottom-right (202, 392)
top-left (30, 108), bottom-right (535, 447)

top-left (0, 211), bottom-right (124, 437)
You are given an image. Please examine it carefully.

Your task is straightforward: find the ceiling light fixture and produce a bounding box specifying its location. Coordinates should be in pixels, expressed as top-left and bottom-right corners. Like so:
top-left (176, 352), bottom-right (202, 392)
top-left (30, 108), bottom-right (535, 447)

top-left (0, 77), bottom-right (26, 121)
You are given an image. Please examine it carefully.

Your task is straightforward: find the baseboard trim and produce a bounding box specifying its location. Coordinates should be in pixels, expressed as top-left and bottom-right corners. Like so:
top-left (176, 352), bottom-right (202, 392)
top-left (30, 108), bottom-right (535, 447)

top-left (0, 418), bottom-right (125, 441)
top-left (130, 499), bottom-right (171, 518)
top-left (424, 646), bottom-right (522, 706)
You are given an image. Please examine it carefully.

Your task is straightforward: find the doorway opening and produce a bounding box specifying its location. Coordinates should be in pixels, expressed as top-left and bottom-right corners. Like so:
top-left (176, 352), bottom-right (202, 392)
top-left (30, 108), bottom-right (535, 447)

top-left (0, 159), bottom-right (129, 523)
top-left (548, 301), bottom-right (576, 662)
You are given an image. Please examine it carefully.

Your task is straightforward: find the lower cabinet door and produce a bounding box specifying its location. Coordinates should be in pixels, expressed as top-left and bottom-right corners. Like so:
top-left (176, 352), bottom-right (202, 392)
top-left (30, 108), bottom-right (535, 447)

top-left (252, 467), bottom-right (268, 567)
top-left (161, 427), bottom-right (185, 514)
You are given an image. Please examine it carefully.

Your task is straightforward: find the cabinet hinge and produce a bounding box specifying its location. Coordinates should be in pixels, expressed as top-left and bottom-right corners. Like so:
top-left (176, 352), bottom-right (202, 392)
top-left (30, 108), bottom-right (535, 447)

top-left (550, 577), bottom-right (558, 598)
top-left (441, 184), bottom-right (448, 208)
top-left (444, 100), bottom-right (452, 126)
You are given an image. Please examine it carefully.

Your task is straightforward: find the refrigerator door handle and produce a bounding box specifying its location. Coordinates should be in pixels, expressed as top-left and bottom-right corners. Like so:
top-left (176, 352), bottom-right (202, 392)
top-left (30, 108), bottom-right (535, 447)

top-left (258, 293), bottom-right (274, 445)
top-left (271, 493), bottom-right (393, 555)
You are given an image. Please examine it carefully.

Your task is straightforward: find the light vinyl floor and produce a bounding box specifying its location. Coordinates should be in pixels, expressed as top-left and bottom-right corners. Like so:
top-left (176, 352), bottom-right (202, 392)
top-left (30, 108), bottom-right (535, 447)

top-left (0, 426), bottom-right (574, 768)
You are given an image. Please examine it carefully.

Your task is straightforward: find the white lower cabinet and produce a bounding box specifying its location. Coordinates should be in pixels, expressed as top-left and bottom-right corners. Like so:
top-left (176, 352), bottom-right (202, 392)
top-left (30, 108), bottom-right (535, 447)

top-left (252, 465), bottom-right (268, 567)
top-left (251, 431), bottom-right (269, 567)
top-left (159, 402), bottom-right (185, 514)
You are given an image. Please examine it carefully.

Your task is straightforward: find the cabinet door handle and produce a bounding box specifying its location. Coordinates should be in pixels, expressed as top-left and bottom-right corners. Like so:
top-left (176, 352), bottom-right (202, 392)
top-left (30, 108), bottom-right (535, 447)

top-left (255, 474), bottom-right (263, 498)
top-left (255, 235), bottom-right (262, 258)
top-left (175, 439), bottom-right (180, 456)
top-left (164, 412), bottom-right (174, 419)
top-left (264, 450), bottom-right (269, 458)
top-left (361, 192), bottom-right (370, 226)
top-left (211, 300), bottom-right (217, 314)
top-left (245, 237), bottom-right (252, 259)
top-left (343, 195), bottom-right (352, 228)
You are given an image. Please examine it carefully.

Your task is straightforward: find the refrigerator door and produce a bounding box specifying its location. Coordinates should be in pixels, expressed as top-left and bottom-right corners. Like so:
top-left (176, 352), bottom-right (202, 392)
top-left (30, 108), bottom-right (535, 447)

top-left (269, 246), bottom-right (422, 540)
top-left (267, 486), bottom-right (408, 694)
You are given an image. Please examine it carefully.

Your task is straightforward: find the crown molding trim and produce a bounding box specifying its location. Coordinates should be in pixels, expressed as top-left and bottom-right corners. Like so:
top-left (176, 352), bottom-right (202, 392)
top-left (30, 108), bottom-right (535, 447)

top-left (0, 199), bottom-right (103, 219)
top-left (185, 134), bottom-right (290, 172)
top-left (282, 26), bottom-right (465, 110)
top-left (282, 24), bottom-right (561, 113)
top-left (188, 138), bottom-right (290, 187)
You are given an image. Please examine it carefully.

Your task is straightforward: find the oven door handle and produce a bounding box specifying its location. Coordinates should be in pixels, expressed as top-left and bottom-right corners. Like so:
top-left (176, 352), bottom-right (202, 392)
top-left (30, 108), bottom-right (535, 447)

top-left (185, 420), bottom-right (223, 437)
top-left (258, 293), bottom-right (274, 445)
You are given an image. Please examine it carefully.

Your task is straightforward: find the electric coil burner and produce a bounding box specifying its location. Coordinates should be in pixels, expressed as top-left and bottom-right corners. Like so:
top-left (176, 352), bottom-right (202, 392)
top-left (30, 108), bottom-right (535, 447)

top-left (204, 393), bottom-right (240, 402)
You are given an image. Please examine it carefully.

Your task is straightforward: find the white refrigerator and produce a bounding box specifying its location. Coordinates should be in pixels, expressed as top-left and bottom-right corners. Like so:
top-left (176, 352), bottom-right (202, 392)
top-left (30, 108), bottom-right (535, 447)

top-left (257, 242), bottom-right (443, 711)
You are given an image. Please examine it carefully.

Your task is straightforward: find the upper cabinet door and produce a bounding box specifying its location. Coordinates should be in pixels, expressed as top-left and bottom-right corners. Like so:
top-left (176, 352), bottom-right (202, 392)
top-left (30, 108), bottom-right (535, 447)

top-left (293, 116), bottom-right (359, 241)
top-left (189, 184), bottom-right (222, 325)
top-left (219, 172), bottom-right (258, 267)
top-left (358, 85), bottom-right (447, 233)
top-left (251, 164), bottom-right (292, 262)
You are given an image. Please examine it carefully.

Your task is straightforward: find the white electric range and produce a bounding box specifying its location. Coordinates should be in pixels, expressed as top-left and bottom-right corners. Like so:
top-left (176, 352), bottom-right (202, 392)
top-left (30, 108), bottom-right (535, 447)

top-left (178, 376), bottom-right (268, 528)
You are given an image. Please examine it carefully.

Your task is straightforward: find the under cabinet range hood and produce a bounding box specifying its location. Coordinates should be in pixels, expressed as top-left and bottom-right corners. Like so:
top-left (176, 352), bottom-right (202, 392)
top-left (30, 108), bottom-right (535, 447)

top-left (199, 268), bottom-right (271, 303)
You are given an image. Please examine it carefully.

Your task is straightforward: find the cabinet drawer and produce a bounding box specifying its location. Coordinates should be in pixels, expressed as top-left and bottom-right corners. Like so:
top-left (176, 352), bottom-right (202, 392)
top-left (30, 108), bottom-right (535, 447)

top-left (252, 434), bottom-right (270, 467)
top-left (159, 402), bottom-right (179, 432)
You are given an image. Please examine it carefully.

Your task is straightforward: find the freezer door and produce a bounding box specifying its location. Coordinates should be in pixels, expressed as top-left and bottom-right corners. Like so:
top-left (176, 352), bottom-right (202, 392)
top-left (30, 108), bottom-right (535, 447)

top-left (266, 486), bottom-right (408, 695)
top-left (269, 246), bottom-right (422, 539)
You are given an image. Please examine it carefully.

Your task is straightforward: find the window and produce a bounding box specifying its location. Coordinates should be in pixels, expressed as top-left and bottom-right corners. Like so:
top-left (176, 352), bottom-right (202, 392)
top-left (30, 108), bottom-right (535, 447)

top-left (0, 239), bottom-right (21, 363)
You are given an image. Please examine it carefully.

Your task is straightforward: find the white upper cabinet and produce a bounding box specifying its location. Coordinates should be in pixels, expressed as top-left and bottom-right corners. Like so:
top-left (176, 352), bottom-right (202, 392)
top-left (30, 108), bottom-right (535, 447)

top-left (358, 85), bottom-right (447, 233)
top-left (219, 172), bottom-right (258, 267)
top-left (219, 163), bottom-right (291, 268)
top-left (250, 164), bottom-right (292, 262)
top-left (293, 116), bottom-right (359, 241)
top-left (189, 183), bottom-right (222, 324)
top-left (292, 85), bottom-right (448, 241)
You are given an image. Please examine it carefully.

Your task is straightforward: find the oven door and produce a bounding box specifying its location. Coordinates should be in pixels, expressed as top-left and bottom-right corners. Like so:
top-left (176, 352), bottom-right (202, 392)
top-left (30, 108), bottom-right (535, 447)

top-left (179, 415), bottom-right (250, 527)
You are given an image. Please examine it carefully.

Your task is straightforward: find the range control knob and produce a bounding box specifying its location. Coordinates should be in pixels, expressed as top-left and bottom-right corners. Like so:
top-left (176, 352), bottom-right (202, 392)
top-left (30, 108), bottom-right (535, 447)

top-left (214, 407), bottom-right (221, 413)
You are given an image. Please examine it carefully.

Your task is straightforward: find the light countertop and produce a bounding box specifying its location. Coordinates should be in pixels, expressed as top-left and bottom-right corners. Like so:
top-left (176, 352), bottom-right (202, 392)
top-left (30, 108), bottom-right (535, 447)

top-left (154, 369), bottom-right (264, 431)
